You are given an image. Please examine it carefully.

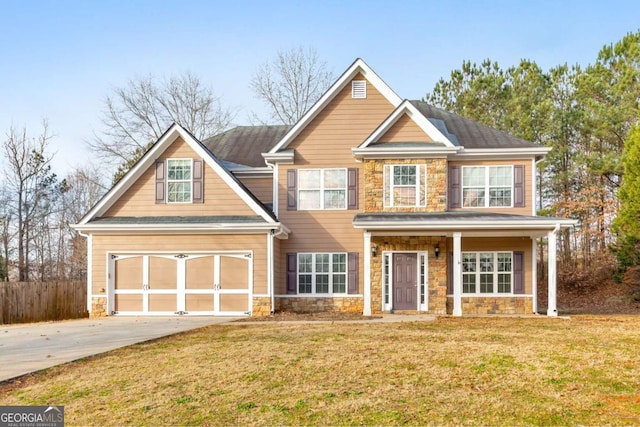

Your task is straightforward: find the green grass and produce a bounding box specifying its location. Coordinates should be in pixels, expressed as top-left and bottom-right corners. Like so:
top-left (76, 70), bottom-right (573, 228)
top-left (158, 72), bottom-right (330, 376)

top-left (2, 315), bottom-right (640, 426)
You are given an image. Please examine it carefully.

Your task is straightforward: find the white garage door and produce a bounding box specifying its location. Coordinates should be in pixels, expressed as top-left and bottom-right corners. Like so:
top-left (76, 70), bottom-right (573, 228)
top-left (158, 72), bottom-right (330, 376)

top-left (110, 252), bottom-right (251, 316)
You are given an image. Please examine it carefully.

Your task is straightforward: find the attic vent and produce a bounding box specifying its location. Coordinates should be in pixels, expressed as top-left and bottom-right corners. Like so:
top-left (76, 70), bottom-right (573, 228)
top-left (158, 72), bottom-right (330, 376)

top-left (352, 80), bottom-right (366, 99)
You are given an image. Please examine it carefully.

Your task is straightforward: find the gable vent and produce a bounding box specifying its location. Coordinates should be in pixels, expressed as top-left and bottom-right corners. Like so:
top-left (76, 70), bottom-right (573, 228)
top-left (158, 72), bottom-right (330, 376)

top-left (352, 80), bottom-right (366, 99)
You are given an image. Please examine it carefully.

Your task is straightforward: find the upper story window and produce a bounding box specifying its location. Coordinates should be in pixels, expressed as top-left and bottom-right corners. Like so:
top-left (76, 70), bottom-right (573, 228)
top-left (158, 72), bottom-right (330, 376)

top-left (462, 166), bottom-right (513, 208)
top-left (383, 164), bottom-right (426, 208)
top-left (167, 159), bottom-right (193, 203)
top-left (298, 169), bottom-right (347, 210)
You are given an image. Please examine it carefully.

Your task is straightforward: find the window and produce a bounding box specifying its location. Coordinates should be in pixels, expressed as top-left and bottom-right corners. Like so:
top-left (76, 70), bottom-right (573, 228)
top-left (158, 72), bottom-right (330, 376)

top-left (167, 159), bottom-right (192, 203)
top-left (297, 253), bottom-right (347, 294)
top-left (298, 169), bottom-right (347, 210)
top-left (462, 166), bottom-right (513, 207)
top-left (384, 164), bottom-right (426, 207)
top-left (352, 80), bottom-right (366, 98)
top-left (462, 252), bottom-right (512, 294)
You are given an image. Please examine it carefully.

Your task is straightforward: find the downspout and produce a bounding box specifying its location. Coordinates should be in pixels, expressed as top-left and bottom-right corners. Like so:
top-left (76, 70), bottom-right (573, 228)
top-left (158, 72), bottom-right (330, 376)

top-left (268, 229), bottom-right (275, 314)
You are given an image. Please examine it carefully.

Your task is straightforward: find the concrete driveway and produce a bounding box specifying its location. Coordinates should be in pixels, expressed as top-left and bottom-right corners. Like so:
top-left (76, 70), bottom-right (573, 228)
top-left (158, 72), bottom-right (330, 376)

top-left (0, 316), bottom-right (238, 382)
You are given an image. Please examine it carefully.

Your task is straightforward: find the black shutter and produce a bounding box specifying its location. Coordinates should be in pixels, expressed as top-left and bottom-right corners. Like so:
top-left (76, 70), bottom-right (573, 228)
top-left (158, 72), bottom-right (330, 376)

top-left (286, 253), bottom-right (297, 294)
top-left (514, 165), bottom-right (525, 207)
top-left (348, 252), bottom-right (359, 294)
top-left (449, 165), bottom-right (461, 208)
top-left (192, 159), bottom-right (204, 203)
top-left (155, 159), bottom-right (165, 204)
top-left (287, 169), bottom-right (297, 210)
top-left (513, 251), bottom-right (525, 294)
top-left (447, 252), bottom-right (453, 294)
top-left (347, 168), bottom-right (358, 210)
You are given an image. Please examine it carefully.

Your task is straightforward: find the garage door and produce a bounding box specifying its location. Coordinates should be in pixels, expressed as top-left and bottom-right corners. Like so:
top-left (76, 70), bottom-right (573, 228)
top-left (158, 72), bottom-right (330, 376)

top-left (111, 253), bottom-right (251, 316)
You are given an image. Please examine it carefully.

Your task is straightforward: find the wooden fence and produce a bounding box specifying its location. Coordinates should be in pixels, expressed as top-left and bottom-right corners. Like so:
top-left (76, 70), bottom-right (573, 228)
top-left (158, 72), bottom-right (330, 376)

top-left (0, 281), bottom-right (88, 324)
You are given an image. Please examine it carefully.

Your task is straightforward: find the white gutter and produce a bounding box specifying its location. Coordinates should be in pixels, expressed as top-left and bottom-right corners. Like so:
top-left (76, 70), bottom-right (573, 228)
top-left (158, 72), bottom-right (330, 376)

top-left (353, 219), bottom-right (577, 230)
top-left (72, 222), bottom-right (282, 232)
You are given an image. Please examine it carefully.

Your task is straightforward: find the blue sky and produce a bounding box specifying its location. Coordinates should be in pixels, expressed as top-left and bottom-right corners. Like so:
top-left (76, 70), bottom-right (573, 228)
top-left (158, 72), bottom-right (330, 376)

top-left (1, 0), bottom-right (639, 176)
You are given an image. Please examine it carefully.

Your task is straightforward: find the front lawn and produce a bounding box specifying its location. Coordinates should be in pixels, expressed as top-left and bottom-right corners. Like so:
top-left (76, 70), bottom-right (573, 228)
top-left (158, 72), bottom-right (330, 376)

top-left (2, 316), bottom-right (639, 426)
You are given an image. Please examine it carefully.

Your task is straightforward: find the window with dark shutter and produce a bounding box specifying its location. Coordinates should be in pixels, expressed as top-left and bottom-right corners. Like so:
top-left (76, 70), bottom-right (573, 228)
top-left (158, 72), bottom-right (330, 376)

top-left (513, 251), bottom-right (525, 294)
top-left (192, 159), bottom-right (204, 203)
top-left (348, 252), bottom-right (359, 294)
top-left (287, 169), bottom-right (297, 210)
top-left (513, 165), bottom-right (525, 207)
top-left (155, 159), bottom-right (166, 204)
top-left (448, 165), bottom-right (461, 208)
top-left (286, 253), bottom-right (297, 294)
top-left (347, 168), bottom-right (358, 210)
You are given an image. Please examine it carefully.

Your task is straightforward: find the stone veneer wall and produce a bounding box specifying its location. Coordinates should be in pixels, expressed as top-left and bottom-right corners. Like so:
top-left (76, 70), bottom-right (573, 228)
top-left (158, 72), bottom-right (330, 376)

top-left (252, 297), bottom-right (272, 317)
top-left (364, 158), bottom-right (447, 212)
top-left (276, 297), bottom-right (363, 313)
top-left (91, 296), bottom-right (107, 318)
top-left (370, 236), bottom-right (448, 314)
top-left (446, 297), bottom-right (534, 315)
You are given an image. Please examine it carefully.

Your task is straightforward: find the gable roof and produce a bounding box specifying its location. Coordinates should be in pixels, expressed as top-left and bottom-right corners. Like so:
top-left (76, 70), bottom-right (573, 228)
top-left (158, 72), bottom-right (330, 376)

top-left (203, 125), bottom-right (290, 167)
top-left (267, 58), bottom-right (403, 154)
top-left (358, 100), bottom-right (458, 149)
top-left (410, 101), bottom-right (538, 149)
top-left (75, 123), bottom-right (278, 227)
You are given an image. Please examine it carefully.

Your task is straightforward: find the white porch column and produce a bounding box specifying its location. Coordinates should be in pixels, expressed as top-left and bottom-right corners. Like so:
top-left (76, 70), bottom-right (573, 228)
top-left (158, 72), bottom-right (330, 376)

top-left (363, 232), bottom-right (372, 316)
top-left (453, 232), bottom-right (462, 316)
top-left (547, 225), bottom-right (559, 317)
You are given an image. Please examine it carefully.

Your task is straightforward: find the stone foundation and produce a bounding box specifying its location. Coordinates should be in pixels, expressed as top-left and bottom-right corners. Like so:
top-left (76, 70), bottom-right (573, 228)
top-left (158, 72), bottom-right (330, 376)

top-left (251, 297), bottom-right (272, 317)
top-left (276, 297), bottom-right (364, 313)
top-left (446, 296), bottom-right (534, 315)
top-left (90, 296), bottom-right (107, 318)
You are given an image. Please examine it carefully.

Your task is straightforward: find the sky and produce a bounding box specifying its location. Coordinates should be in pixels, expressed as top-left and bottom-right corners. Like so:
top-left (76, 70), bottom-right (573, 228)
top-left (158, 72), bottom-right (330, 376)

top-left (1, 0), bottom-right (639, 177)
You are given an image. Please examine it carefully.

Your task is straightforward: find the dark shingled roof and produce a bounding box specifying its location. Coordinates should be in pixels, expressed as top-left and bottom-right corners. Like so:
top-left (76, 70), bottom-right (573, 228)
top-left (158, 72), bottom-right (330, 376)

top-left (203, 125), bottom-right (291, 167)
top-left (89, 216), bottom-right (268, 225)
top-left (410, 101), bottom-right (538, 149)
top-left (354, 211), bottom-right (553, 223)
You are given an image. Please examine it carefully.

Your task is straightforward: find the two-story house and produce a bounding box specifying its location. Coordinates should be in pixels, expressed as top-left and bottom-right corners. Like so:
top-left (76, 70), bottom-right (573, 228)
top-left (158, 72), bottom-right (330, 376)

top-left (74, 59), bottom-right (575, 318)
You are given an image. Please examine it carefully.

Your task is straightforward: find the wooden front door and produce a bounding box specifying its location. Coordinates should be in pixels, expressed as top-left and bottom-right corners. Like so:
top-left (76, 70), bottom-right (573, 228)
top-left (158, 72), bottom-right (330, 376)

top-left (393, 253), bottom-right (417, 310)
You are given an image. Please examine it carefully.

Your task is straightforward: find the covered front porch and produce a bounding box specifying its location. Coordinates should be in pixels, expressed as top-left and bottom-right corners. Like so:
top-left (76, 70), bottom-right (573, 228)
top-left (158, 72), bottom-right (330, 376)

top-left (354, 212), bottom-right (577, 317)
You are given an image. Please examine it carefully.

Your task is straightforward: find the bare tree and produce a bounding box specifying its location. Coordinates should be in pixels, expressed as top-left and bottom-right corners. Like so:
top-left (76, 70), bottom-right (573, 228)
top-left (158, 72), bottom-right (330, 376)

top-left (3, 122), bottom-right (59, 281)
top-left (88, 72), bottom-right (236, 181)
top-left (250, 46), bottom-right (334, 125)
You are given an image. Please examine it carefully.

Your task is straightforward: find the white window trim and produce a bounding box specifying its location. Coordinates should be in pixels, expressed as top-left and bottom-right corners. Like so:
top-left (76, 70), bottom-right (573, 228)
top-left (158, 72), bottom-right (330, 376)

top-left (297, 252), bottom-right (348, 295)
top-left (461, 165), bottom-right (514, 208)
top-left (461, 251), bottom-right (514, 296)
top-left (167, 158), bottom-right (193, 204)
top-left (383, 164), bottom-right (427, 208)
top-left (352, 80), bottom-right (366, 99)
top-left (297, 168), bottom-right (347, 210)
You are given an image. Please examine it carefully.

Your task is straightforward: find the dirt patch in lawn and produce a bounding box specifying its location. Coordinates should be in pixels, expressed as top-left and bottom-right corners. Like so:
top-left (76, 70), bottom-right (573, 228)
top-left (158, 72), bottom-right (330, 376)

top-left (235, 311), bottom-right (382, 322)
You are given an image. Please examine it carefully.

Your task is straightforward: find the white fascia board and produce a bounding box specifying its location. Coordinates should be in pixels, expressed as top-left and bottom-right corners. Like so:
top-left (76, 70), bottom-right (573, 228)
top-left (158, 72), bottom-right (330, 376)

top-left (78, 123), bottom-right (182, 224)
top-left (262, 150), bottom-right (295, 164)
top-left (78, 124), bottom-right (277, 225)
top-left (352, 146), bottom-right (459, 160)
top-left (72, 222), bottom-right (283, 233)
top-left (230, 167), bottom-right (273, 178)
top-left (452, 147), bottom-right (551, 160)
top-left (268, 58), bottom-right (402, 154)
top-left (358, 100), bottom-right (456, 149)
top-left (353, 218), bottom-right (578, 230)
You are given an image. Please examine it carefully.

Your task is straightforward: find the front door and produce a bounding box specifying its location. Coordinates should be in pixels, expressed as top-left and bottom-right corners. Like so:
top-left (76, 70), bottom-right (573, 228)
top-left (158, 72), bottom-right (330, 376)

top-left (393, 253), bottom-right (417, 310)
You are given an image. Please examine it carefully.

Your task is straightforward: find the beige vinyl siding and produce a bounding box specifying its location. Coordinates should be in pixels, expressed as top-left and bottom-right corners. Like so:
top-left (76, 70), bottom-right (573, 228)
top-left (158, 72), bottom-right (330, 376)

top-left (449, 236), bottom-right (533, 294)
top-left (449, 159), bottom-right (533, 215)
top-left (273, 238), bottom-right (283, 295)
top-left (276, 75), bottom-right (396, 293)
top-left (106, 137), bottom-right (256, 217)
top-left (90, 233), bottom-right (268, 295)
top-left (379, 113), bottom-right (433, 143)
top-left (238, 176), bottom-right (273, 205)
